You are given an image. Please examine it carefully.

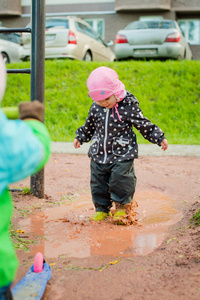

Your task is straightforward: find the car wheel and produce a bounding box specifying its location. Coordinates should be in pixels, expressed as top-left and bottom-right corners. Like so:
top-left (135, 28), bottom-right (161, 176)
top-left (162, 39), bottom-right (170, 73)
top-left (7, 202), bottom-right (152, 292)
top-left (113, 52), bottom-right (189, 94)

top-left (177, 51), bottom-right (185, 61)
top-left (22, 56), bottom-right (30, 62)
top-left (1, 52), bottom-right (10, 63)
top-left (83, 51), bottom-right (92, 62)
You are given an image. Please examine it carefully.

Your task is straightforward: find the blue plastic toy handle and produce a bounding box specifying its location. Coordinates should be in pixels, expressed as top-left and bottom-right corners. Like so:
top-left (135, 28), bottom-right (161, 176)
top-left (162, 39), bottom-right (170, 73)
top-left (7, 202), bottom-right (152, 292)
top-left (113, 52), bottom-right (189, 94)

top-left (12, 263), bottom-right (52, 300)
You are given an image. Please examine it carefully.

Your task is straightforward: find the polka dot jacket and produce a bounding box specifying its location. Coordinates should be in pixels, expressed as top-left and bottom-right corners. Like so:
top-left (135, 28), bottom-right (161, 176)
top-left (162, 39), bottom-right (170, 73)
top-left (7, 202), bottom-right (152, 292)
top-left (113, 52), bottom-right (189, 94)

top-left (75, 91), bottom-right (166, 164)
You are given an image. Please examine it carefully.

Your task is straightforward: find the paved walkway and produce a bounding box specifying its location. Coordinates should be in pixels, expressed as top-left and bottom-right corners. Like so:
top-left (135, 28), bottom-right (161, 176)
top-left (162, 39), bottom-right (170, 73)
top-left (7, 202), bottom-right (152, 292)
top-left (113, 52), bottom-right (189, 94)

top-left (51, 142), bottom-right (200, 157)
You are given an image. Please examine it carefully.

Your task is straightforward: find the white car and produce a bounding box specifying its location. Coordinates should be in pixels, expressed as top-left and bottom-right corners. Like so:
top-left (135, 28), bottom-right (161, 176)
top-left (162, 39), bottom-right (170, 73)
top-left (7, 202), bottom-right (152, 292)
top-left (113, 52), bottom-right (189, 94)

top-left (114, 20), bottom-right (192, 61)
top-left (20, 16), bottom-right (115, 62)
top-left (0, 28), bottom-right (21, 63)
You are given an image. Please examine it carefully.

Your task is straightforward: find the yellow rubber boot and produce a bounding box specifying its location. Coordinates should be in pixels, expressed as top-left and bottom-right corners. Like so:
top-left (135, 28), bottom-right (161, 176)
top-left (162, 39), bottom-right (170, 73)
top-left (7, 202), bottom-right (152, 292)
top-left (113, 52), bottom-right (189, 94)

top-left (90, 212), bottom-right (108, 221)
top-left (113, 201), bottom-right (138, 225)
top-left (113, 209), bottom-right (127, 225)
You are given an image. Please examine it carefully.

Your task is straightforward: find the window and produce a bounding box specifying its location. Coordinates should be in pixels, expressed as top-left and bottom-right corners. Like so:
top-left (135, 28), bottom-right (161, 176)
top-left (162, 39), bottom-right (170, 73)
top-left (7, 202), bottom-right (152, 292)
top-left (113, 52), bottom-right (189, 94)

top-left (178, 20), bottom-right (200, 45)
top-left (85, 26), bottom-right (96, 39)
top-left (75, 21), bottom-right (100, 42)
top-left (139, 16), bottom-right (163, 21)
top-left (45, 19), bottom-right (69, 29)
top-left (26, 19), bottom-right (69, 29)
top-left (84, 19), bottom-right (104, 39)
top-left (126, 20), bottom-right (176, 30)
top-left (75, 22), bottom-right (87, 34)
top-left (0, 33), bottom-right (19, 44)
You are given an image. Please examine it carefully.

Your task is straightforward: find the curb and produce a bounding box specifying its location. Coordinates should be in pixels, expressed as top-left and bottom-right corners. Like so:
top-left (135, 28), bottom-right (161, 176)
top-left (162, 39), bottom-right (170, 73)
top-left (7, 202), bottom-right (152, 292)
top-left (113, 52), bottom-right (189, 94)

top-left (51, 142), bottom-right (200, 157)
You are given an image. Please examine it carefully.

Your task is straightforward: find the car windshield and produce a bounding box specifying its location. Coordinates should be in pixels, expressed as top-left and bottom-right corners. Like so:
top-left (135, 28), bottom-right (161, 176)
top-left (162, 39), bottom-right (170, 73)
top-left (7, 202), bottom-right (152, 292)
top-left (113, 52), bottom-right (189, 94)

top-left (45, 19), bottom-right (69, 29)
top-left (126, 20), bottom-right (176, 30)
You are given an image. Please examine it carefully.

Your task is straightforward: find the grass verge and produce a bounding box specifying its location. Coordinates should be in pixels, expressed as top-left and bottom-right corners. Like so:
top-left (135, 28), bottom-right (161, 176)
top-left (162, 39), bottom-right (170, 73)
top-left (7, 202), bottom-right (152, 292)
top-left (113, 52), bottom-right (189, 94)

top-left (3, 59), bottom-right (200, 144)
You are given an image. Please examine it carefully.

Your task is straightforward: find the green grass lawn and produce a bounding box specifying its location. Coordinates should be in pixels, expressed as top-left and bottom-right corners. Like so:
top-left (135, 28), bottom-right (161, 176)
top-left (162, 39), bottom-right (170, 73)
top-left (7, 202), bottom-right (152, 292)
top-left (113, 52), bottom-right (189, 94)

top-left (3, 59), bottom-right (200, 144)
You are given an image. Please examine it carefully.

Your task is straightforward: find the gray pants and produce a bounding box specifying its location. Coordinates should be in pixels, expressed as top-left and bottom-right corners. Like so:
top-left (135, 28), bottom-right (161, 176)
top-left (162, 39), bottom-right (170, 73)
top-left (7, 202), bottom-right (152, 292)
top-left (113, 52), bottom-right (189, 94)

top-left (90, 159), bottom-right (137, 213)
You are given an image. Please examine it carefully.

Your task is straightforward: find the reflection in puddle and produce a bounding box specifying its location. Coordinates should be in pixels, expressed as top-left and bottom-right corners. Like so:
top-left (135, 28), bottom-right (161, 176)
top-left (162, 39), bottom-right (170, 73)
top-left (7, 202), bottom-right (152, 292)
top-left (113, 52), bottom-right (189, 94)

top-left (19, 191), bottom-right (182, 258)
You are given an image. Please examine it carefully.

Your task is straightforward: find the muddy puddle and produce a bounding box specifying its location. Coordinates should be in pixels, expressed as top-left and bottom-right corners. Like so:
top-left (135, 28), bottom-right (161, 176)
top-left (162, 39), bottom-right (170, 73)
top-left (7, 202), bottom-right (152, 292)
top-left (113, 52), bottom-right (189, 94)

top-left (19, 191), bottom-right (182, 258)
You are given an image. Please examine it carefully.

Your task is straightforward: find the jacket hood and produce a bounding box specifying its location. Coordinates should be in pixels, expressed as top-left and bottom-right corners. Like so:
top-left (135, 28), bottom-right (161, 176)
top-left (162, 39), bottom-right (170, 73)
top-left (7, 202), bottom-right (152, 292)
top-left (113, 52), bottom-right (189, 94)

top-left (87, 66), bottom-right (125, 102)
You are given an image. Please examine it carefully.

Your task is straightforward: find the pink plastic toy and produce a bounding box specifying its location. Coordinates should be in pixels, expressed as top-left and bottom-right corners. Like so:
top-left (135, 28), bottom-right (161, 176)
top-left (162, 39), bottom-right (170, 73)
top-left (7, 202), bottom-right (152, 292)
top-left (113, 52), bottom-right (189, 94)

top-left (33, 252), bottom-right (44, 273)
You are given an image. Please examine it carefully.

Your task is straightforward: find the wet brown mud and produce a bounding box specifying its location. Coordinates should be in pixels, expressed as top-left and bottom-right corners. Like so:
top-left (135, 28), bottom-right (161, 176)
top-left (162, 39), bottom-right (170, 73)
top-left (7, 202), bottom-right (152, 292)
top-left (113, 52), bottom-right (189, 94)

top-left (18, 190), bottom-right (182, 259)
top-left (12, 155), bottom-right (200, 300)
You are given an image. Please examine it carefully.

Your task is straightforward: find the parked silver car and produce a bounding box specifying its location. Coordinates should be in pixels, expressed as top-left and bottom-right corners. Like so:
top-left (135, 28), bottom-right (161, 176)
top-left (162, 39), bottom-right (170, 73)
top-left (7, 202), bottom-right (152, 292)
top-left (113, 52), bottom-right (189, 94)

top-left (114, 20), bottom-right (192, 61)
top-left (0, 28), bottom-right (21, 63)
top-left (20, 16), bottom-right (115, 62)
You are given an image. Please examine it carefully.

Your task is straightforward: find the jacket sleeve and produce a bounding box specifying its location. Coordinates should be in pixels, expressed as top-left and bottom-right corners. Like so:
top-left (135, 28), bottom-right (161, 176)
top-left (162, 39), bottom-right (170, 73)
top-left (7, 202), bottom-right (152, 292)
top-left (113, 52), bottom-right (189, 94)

top-left (25, 119), bottom-right (51, 172)
top-left (75, 104), bottom-right (95, 144)
top-left (127, 97), bottom-right (165, 145)
top-left (0, 110), bottom-right (51, 196)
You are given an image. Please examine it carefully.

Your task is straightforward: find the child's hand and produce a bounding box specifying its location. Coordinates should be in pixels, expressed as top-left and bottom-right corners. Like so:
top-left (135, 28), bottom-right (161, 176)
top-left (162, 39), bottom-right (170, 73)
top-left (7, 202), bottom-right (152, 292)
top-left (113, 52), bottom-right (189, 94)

top-left (160, 138), bottom-right (168, 151)
top-left (74, 138), bottom-right (81, 149)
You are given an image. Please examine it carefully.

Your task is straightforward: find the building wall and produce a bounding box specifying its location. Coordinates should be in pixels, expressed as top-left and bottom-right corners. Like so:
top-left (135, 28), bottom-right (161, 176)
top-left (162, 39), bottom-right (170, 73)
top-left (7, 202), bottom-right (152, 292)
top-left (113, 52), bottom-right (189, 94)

top-left (0, 0), bottom-right (199, 59)
top-left (0, 0), bottom-right (21, 16)
top-left (115, 0), bottom-right (172, 11)
top-left (172, 0), bottom-right (200, 11)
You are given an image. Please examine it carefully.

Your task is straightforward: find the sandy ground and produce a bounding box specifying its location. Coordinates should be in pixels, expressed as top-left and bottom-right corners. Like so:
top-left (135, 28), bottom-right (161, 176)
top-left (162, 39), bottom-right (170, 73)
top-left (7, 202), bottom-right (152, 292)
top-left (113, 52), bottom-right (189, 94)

top-left (11, 154), bottom-right (200, 300)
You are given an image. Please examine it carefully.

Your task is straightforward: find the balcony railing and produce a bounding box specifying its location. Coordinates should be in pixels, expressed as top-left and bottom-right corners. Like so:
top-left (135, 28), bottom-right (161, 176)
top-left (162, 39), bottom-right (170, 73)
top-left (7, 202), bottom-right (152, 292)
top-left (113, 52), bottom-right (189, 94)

top-left (0, 0), bottom-right (21, 16)
top-left (115, 0), bottom-right (171, 11)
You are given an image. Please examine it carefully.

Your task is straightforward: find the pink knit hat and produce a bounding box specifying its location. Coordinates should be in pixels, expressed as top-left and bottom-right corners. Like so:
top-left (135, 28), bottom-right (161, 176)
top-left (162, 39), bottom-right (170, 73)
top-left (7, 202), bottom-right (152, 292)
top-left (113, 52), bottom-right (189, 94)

top-left (87, 66), bottom-right (125, 102)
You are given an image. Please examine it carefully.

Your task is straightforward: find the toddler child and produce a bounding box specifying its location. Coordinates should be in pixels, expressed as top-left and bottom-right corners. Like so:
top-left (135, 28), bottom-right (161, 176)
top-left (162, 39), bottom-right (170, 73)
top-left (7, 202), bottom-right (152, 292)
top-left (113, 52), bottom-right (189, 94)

top-left (74, 66), bottom-right (168, 224)
top-left (0, 55), bottom-right (51, 299)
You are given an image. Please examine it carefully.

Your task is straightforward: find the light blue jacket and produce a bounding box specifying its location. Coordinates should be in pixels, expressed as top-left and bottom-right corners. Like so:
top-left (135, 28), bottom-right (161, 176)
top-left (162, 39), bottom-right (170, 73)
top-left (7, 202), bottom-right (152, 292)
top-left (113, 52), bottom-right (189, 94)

top-left (0, 110), bottom-right (51, 288)
top-left (0, 110), bottom-right (44, 196)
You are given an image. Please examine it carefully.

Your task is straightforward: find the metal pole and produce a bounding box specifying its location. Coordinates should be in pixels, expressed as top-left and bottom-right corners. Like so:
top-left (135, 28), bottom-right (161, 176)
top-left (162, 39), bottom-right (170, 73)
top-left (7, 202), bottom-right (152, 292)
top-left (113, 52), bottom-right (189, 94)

top-left (30, 0), bottom-right (46, 198)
